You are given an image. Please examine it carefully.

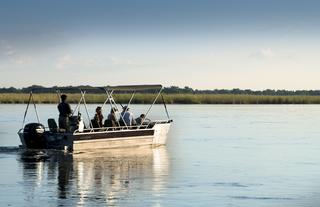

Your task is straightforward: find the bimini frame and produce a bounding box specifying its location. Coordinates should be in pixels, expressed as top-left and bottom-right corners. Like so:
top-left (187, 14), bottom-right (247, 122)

top-left (20, 85), bottom-right (171, 133)
top-left (20, 87), bottom-right (95, 132)
top-left (21, 91), bottom-right (41, 129)
top-left (71, 84), bottom-right (171, 133)
top-left (101, 84), bottom-right (171, 130)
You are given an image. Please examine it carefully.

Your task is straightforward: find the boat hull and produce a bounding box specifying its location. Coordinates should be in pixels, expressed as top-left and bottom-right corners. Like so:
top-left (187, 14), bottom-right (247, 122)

top-left (18, 122), bottom-right (171, 151)
top-left (73, 136), bottom-right (154, 150)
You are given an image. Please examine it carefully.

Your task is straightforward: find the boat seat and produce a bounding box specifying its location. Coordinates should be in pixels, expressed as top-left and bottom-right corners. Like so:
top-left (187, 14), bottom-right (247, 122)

top-left (119, 120), bottom-right (126, 126)
top-left (104, 119), bottom-right (113, 127)
top-left (48, 118), bottom-right (58, 132)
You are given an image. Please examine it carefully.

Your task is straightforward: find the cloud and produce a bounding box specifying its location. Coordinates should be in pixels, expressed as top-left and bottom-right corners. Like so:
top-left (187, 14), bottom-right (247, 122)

top-left (56, 54), bottom-right (74, 69)
top-left (0, 40), bottom-right (34, 65)
top-left (83, 58), bottom-right (99, 67)
top-left (12, 56), bottom-right (33, 65)
top-left (0, 40), bottom-right (16, 56)
top-left (55, 54), bottom-right (145, 69)
top-left (109, 56), bottom-right (144, 67)
top-left (250, 48), bottom-right (275, 59)
top-left (260, 48), bottom-right (274, 57)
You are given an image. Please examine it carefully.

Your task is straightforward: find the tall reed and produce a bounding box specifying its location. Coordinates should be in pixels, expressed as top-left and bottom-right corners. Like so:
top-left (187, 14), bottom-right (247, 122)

top-left (1, 93), bottom-right (320, 104)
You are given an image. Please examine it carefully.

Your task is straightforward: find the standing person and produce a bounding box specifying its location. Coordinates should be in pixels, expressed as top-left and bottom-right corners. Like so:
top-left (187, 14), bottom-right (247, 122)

top-left (120, 106), bottom-right (136, 126)
top-left (106, 107), bottom-right (118, 127)
top-left (57, 94), bottom-right (72, 131)
top-left (94, 106), bottom-right (104, 128)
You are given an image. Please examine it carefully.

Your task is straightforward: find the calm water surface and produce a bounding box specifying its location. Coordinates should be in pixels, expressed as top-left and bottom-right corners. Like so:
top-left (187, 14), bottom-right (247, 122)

top-left (1, 104), bottom-right (320, 206)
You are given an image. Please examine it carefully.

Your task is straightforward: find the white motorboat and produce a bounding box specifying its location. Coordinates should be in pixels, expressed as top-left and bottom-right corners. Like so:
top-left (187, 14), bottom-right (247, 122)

top-left (18, 85), bottom-right (172, 151)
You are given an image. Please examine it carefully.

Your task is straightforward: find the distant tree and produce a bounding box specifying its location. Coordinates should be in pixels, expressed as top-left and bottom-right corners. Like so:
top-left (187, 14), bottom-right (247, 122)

top-left (2, 85), bottom-right (320, 96)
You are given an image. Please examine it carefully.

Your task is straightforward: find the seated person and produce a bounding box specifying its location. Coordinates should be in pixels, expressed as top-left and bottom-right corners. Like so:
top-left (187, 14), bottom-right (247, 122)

top-left (136, 114), bottom-right (151, 126)
top-left (120, 106), bottom-right (136, 126)
top-left (93, 106), bottom-right (104, 128)
top-left (105, 107), bottom-right (118, 127)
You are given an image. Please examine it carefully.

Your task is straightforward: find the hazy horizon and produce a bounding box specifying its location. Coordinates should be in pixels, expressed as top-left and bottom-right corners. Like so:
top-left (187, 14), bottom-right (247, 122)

top-left (1, 0), bottom-right (320, 90)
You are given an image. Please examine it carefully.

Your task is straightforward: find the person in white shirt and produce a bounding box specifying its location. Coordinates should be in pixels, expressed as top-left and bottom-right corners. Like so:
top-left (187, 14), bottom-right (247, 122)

top-left (120, 106), bottom-right (136, 126)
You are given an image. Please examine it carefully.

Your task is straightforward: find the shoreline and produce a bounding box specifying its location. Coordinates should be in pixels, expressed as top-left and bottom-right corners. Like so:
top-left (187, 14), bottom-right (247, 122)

top-left (1, 93), bottom-right (320, 104)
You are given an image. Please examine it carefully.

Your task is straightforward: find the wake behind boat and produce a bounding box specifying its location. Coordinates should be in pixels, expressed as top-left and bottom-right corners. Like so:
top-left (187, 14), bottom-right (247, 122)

top-left (18, 85), bottom-right (172, 151)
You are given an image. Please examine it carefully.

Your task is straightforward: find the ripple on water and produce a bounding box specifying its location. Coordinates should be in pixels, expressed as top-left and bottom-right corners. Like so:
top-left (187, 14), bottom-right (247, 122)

top-left (0, 146), bottom-right (20, 153)
top-left (230, 196), bottom-right (294, 200)
top-left (212, 182), bottom-right (249, 188)
top-left (211, 182), bottom-right (264, 188)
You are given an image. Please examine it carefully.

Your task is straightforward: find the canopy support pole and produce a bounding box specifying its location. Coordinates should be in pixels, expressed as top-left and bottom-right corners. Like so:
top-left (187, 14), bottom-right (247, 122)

top-left (31, 93), bottom-right (40, 124)
top-left (101, 90), bottom-right (114, 112)
top-left (56, 89), bottom-right (61, 103)
top-left (161, 94), bottom-right (170, 120)
top-left (22, 92), bottom-right (32, 128)
top-left (109, 91), bottom-right (121, 127)
top-left (105, 89), bottom-right (120, 127)
top-left (80, 90), bottom-right (93, 130)
top-left (22, 91), bottom-right (40, 128)
top-left (138, 88), bottom-right (162, 129)
top-left (127, 91), bottom-right (136, 109)
top-left (72, 95), bottom-right (84, 117)
top-left (105, 89), bottom-right (128, 129)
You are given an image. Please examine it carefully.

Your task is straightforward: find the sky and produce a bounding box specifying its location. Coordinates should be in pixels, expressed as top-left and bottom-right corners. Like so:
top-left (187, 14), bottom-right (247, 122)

top-left (1, 0), bottom-right (320, 90)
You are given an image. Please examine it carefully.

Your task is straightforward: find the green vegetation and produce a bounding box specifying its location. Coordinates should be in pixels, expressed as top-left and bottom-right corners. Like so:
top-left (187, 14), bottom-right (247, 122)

top-left (1, 93), bottom-right (320, 104)
top-left (2, 85), bottom-right (320, 96)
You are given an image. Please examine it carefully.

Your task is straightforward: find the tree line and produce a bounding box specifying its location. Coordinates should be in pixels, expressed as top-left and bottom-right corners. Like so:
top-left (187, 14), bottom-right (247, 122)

top-left (1, 85), bottom-right (320, 96)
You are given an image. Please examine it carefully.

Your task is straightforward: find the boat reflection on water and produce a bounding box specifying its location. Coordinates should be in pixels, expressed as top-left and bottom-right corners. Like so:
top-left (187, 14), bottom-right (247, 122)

top-left (19, 146), bottom-right (169, 206)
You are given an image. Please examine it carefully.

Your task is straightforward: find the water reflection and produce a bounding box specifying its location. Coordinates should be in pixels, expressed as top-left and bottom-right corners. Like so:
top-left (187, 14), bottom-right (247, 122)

top-left (19, 146), bottom-right (169, 206)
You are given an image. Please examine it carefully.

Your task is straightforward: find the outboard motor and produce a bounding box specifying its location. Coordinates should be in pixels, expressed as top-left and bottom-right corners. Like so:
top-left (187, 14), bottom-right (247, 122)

top-left (23, 123), bottom-right (46, 149)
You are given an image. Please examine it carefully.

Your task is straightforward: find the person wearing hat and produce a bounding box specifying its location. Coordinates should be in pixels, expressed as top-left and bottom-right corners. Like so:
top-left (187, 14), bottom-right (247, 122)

top-left (57, 94), bottom-right (72, 131)
top-left (120, 106), bottom-right (136, 126)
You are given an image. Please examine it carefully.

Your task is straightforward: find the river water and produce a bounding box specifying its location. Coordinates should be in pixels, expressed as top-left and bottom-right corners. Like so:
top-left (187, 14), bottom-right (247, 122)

top-left (1, 104), bottom-right (320, 206)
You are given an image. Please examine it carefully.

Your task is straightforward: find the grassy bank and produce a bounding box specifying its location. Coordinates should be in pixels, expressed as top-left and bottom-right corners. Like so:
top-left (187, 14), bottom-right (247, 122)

top-left (1, 93), bottom-right (320, 104)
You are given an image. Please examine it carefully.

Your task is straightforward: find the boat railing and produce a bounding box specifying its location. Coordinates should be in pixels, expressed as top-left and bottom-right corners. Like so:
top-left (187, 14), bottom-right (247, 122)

top-left (18, 119), bottom-right (172, 135)
top-left (73, 119), bottom-right (172, 134)
top-left (73, 125), bottom-right (149, 134)
top-left (149, 119), bottom-right (173, 124)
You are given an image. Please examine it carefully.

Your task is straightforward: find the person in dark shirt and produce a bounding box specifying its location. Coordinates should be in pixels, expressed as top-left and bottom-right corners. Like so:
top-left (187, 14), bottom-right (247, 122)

top-left (135, 114), bottom-right (151, 126)
top-left (57, 94), bottom-right (72, 131)
top-left (94, 106), bottom-right (104, 128)
top-left (135, 114), bottom-right (146, 125)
